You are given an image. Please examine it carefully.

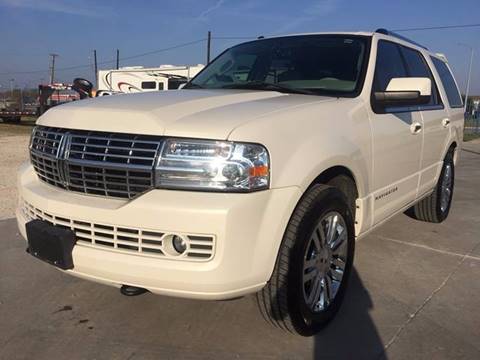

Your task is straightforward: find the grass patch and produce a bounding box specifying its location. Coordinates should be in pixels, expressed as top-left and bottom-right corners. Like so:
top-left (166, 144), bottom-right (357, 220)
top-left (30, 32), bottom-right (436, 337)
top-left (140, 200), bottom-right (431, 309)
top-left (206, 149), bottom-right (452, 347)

top-left (464, 132), bottom-right (480, 142)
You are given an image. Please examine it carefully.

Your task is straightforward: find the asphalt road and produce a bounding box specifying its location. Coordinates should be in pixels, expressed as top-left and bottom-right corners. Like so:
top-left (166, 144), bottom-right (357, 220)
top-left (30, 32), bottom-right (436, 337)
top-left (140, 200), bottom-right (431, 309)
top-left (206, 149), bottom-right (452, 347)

top-left (1, 144), bottom-right (479, 360)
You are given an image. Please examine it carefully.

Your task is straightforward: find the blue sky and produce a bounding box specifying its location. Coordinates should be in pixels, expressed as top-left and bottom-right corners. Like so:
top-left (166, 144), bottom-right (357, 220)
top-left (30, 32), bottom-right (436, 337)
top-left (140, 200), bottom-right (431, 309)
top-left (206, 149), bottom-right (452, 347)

top-left (1, 0), bottom-right (479, 94)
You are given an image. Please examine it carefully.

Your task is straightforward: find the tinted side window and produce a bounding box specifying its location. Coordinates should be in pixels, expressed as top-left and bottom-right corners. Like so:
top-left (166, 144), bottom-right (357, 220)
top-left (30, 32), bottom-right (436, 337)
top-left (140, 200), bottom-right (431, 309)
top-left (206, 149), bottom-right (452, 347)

top-left (373, 41), bottom-right (408, 92)
top-left (141, 81), bottom-right (156, 89)
top-left (158, 82), bottom-right (164, 90)
top-left (431, 57), bottom-right (463, 108)
top-left (400, 46), bottom-right (440, 106)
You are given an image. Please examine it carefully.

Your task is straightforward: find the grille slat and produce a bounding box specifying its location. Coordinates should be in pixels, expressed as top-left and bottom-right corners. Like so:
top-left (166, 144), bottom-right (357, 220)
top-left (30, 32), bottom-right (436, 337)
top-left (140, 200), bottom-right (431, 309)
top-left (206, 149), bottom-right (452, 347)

top-left (22, 200), bottom-right (215, 261)
top-left (69, 150), bottom-right (156, 161)
top-left (70, 142), bottom-right (158, 152)
top-left (30, 126), bottom-right (162, 199)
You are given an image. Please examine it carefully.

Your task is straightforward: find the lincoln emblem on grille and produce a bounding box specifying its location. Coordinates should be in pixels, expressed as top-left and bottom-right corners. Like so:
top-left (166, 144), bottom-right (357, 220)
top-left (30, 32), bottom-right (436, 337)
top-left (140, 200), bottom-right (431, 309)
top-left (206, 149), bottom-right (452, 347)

top-left (56, 132), bottom-right (71, 187)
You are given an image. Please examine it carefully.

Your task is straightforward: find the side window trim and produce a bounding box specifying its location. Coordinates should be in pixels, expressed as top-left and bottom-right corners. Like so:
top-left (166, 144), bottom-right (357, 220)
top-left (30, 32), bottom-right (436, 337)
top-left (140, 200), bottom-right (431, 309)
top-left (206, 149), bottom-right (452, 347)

top-left (430, 57), bottom-right (463, 109)
top-left (444, 61), bottom-right (463, 108)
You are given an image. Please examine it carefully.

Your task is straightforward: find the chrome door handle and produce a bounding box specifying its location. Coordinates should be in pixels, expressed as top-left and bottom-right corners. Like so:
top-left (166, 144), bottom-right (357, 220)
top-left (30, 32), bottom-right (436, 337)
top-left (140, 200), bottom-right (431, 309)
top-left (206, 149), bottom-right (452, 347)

top-left (442, 118), bottom-right (451, 128)
top-left (410, 122), bottom-right (422, 134)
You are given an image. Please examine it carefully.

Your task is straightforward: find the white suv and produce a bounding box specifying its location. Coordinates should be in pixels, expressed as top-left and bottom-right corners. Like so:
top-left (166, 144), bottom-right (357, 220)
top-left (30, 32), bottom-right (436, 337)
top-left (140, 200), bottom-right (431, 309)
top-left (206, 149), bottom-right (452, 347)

top-left (17, 29), bottom-right (464, 336)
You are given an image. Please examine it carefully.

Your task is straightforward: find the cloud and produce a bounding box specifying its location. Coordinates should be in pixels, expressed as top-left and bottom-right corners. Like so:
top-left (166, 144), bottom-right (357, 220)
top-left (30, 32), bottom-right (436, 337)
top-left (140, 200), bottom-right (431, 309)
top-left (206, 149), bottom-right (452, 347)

top-left (275, 0), bottom-right (341, 34)
top-left (197, 0), bottom-right (225, 21)
top-left (308, 0), bottom-right (339, 16)
top-left (0, 0), bottom-right (112, 17)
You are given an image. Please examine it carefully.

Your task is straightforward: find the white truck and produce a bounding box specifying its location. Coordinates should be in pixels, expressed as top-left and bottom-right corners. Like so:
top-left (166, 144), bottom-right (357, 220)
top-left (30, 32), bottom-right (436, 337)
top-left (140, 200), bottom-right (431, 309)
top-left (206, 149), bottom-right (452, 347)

top-left (17, 30), bottom-right (464, 336)
top-left (97, 64), bottom-right (204, 95)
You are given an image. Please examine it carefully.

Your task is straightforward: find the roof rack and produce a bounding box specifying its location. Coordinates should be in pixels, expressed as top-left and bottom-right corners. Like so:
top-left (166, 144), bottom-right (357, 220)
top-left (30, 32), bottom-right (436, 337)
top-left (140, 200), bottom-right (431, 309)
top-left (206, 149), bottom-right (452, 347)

top-left (375, 28), bottom-right (428, 50)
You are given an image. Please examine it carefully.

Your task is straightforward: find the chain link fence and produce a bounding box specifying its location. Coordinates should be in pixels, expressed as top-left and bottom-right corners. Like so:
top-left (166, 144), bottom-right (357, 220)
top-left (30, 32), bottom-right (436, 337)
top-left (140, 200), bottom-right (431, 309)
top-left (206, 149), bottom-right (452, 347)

top-left (465, 114), bottom-right (479, 133)
top-left (464, 98), bottom-right (480, 138)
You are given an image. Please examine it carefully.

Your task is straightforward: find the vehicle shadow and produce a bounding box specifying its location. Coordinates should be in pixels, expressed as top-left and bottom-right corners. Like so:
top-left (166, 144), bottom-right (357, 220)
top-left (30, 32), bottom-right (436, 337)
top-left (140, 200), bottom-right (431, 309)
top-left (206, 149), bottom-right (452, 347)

top-left (312, 269), bottom-right (387, 359)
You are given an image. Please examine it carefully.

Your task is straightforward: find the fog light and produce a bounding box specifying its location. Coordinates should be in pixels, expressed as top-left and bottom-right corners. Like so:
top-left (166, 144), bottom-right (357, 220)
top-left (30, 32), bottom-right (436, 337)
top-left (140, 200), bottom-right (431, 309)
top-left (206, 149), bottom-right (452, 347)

top-left (172, 235), bottom-right (187, 254)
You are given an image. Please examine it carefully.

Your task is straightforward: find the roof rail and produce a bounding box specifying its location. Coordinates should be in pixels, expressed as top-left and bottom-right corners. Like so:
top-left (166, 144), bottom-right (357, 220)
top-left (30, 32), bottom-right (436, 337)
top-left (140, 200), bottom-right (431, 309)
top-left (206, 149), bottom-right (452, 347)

top-left (375, 28), bottom-right (428, 50)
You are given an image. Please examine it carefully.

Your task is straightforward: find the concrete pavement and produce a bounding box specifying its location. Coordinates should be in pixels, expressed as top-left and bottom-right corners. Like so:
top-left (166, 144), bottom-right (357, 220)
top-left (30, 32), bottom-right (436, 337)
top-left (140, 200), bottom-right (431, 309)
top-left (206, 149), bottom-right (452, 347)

top-left (1, 145), bottom-right (479, 360)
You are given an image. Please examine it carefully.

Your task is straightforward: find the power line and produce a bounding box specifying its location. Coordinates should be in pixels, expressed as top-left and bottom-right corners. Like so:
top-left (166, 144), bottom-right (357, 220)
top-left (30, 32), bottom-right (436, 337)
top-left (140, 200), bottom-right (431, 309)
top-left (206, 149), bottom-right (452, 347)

top-left (393, 23), bottom-right (480, 32)
top-left (1, 23), bottom-right (480, 76)
top-left (0, 38), bottom-right (206, 76)
top-left (212, 36), bottom-right (257, 40)
top-left (119, 38), bottom-right (206, 61)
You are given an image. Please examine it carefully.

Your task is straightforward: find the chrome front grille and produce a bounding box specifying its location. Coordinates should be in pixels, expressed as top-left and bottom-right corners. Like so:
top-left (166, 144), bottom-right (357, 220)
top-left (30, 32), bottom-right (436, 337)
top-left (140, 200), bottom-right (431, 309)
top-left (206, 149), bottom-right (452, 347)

top-left (68, 132), bottom-right (160, 166)
top-left (30, 126), bottom-right (64, 156)
top-left (21, 200), bottom-right (215, 261)
top-left (30, 127), bottom-right (66, 188)
top-left (30, 151), bottom-right (65, 188)
top-left (30, 126), bottom-right (163, 199)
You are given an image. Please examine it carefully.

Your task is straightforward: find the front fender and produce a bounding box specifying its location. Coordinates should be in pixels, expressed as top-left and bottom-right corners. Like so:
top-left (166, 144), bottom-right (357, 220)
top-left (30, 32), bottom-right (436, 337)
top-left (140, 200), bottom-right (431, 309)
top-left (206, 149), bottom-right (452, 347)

top-left (229, 98), bottom-right (372, 197)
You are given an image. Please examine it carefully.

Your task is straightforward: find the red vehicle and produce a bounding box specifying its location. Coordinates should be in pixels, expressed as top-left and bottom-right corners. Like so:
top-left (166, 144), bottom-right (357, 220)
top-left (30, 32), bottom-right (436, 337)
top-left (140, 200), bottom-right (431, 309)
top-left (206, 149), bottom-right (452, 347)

top-left (1, 79), bottom-right (93, 123)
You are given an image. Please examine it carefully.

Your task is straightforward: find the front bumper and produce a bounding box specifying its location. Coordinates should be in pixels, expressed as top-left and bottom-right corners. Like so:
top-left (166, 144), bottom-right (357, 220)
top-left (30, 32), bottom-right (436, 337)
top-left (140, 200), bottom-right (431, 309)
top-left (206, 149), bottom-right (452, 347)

top-left (16, 163), bottom-right (301, 300)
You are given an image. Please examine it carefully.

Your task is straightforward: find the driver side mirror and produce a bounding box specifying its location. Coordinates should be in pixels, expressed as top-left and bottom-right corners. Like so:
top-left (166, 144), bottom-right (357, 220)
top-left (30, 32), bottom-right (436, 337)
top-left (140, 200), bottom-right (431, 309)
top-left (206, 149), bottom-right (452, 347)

top-left (374, 77), bottom-right (431, 108)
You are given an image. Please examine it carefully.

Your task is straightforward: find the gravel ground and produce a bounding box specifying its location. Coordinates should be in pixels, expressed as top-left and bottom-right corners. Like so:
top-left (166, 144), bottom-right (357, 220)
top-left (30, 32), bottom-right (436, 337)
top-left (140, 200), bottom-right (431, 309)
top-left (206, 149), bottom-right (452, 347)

top-left (0, 124), bottom-right (32, 220)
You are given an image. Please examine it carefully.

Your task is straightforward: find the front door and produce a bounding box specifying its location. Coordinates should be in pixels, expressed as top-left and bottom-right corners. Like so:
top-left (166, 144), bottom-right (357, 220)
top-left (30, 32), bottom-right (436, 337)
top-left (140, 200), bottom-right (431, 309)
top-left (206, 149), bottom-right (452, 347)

top-left (369, 40), bottom-right (424, 224)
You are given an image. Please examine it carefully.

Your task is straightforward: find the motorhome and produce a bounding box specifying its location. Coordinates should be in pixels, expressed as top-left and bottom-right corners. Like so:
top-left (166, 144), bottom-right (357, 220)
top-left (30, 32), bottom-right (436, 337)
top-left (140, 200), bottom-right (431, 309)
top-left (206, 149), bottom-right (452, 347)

top-left (97, 64), bottom-right (204, 95)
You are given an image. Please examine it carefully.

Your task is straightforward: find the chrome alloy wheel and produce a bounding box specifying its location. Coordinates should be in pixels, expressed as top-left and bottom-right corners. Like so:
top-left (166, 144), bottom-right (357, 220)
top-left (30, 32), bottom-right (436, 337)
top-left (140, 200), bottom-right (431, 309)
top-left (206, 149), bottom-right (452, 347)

top-left (440, 163), bottom-right (453, 212)
top-left (302, 211), bottom-right (348, 313)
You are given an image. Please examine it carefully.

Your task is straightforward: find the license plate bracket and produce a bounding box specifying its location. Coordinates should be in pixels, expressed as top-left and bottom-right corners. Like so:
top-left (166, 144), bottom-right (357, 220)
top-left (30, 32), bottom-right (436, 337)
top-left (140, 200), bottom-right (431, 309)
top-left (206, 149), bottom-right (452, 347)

top-left (26, 220), bottom-right (77, 270)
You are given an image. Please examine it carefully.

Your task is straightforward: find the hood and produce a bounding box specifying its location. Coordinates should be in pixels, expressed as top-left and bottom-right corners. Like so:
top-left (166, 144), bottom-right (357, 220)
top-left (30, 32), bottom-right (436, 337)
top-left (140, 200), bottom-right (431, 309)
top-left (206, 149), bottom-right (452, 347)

top-left (38, 89), bottom-right (337, 139)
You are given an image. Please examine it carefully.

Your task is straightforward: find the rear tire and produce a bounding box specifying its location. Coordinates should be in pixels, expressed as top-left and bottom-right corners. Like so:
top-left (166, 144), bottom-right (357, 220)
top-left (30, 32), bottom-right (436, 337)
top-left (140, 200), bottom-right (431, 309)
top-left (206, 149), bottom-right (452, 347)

top-left (257, 184), bottom-right (355, 336)
top-left (409, 150), bottom-right (455, 223)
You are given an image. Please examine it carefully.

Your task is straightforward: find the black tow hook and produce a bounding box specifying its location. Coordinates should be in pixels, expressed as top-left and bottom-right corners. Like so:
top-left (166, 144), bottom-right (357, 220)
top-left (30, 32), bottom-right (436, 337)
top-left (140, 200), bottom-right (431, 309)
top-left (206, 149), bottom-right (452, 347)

top-left (120, 285), bottom-right (148, 296)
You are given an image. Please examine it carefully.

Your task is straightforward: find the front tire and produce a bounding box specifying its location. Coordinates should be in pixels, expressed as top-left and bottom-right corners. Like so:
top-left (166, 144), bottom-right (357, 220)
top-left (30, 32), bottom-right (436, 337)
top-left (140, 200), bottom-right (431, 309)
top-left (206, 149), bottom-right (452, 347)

top-left (257, 184), bottom-right (355, 336)
top-left (409, 150), bottom-right (455, 223)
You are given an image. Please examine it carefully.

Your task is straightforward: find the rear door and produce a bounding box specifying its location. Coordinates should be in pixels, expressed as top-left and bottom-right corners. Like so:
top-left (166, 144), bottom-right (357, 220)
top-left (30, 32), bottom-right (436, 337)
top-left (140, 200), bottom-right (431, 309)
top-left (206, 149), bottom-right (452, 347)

top-left (430, 56), bottom-right (465, 143)
top-left (369, 40), bottom-right (424, 224)
top-left (398, 45), bottom-right (449, 196)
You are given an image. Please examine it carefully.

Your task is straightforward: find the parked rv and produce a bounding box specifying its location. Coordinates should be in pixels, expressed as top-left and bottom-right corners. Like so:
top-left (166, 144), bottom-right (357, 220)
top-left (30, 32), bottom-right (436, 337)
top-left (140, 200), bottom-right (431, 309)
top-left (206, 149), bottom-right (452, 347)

top-left (97, 64), bottom-right (204, 95)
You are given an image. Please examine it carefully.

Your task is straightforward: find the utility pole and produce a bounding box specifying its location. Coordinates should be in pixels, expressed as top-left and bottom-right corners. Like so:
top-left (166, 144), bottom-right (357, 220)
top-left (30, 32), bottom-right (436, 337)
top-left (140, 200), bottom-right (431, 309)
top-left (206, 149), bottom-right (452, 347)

top-left (93, 50), bottom-right (98, 88)
top-left (458, 43), bottom-right (474, 113)
top-left (207, 31), bottom-right (212, 64)
top-left (9, 78), bottom-right (14, 97)
top-left (464, 47), bottom-right (474, 113)
top-left (116, 49), bottom-right (120, 69)
top-left (49, 53), bottom-right (58, 84)
top-left (20, 87), bottom-right (24, 111)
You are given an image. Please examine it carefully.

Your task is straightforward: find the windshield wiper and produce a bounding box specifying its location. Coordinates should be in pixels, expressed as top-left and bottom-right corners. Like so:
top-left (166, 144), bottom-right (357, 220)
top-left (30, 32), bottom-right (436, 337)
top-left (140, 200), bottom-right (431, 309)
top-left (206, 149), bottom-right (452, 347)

top-left (221, 82), bottom-right (315, 95)
top-left (183, 83), bottom-right (203, 89)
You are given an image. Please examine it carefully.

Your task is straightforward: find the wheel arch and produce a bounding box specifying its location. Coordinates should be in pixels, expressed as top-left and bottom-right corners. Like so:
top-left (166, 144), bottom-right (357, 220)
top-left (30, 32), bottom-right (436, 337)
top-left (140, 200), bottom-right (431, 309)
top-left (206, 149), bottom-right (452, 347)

top-left (448, 141), bottom-right (459, 164)
top-left (300, 159), bottom-right (368, 200)
top-left (310, 166), bottom-right (358, 193)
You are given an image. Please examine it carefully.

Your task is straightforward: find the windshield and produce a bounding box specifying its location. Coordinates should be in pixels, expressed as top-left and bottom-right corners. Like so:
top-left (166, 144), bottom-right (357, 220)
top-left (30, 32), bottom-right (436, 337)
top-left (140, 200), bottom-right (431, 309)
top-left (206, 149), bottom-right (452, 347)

top-left (186, 35), bottom-right (369, 96)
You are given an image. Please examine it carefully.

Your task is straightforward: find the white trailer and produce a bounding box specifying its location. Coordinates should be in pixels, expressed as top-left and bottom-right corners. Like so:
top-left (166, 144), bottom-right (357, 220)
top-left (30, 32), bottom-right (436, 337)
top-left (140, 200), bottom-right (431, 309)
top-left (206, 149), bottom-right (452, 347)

top-left (97, 64), bottom-right (204, 95)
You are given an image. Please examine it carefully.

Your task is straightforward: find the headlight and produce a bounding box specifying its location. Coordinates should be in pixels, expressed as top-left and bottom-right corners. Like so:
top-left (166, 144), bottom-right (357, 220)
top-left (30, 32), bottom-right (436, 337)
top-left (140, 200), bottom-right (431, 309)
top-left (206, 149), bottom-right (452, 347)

top-left (155, 138), bottom-right (269, 192)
